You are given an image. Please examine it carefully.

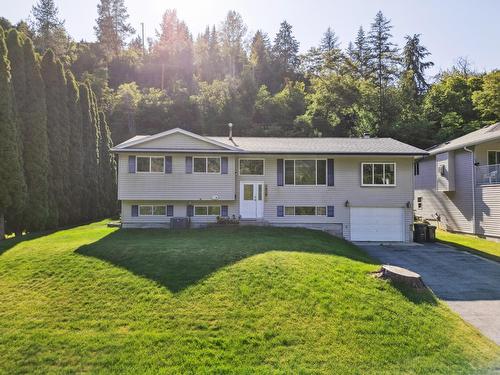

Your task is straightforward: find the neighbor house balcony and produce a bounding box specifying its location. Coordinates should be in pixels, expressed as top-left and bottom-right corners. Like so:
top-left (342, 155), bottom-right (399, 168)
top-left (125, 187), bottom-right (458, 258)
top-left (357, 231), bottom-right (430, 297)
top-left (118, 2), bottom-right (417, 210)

top-left (476, 164), bottom-right (500, 185)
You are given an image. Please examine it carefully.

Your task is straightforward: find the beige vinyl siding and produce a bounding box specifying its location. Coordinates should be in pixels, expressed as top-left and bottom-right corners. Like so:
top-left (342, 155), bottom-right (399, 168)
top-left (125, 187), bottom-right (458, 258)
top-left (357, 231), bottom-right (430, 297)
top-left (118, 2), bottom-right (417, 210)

top-left (118, 153), bottom-right (236, 201)
top-left (135, 132), bottom-right (227, 150)
top-left (474, 139), bottom-right (500, 165)
top-left (475, 186), bottom-right (500, 238)
top-left (415, 149), bottom-right (474, 233)
top-left (415, 156), bottom-right (436, 190)
top-left (122, 200), bottom-right (238, 226)
top-left (236, 155), bottom-right (414, 242)
top-left (436, 151), bottom-right (455, 191)
top-left (474, 140), bottom-right (500, 238)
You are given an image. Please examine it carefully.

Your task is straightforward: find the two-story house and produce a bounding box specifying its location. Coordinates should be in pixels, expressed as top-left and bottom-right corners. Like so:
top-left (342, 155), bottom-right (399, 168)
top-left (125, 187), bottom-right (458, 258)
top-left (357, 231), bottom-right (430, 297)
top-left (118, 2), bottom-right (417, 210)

top-left (414, 122), bottom-right (500, 240)
top-left (111, 128), bottom-right (427, 242)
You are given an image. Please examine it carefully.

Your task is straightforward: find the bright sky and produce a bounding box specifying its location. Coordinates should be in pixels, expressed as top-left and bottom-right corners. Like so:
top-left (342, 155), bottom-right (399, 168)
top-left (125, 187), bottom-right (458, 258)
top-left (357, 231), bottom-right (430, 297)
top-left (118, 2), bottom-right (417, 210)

top-left (2, 0), bottom-right (499, 75)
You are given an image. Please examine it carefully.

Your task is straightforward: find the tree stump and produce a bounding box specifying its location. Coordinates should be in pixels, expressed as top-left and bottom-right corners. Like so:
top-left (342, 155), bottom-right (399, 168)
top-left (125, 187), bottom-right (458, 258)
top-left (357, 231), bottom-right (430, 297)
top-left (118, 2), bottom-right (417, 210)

top-left (376, 265), bottom-right (426, 290)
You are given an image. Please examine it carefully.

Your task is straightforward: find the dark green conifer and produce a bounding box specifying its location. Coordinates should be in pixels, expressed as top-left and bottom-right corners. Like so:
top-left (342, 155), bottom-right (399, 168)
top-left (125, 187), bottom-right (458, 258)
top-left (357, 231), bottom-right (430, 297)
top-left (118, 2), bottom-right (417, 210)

top-left (0, 26), bottom-right (27, 238)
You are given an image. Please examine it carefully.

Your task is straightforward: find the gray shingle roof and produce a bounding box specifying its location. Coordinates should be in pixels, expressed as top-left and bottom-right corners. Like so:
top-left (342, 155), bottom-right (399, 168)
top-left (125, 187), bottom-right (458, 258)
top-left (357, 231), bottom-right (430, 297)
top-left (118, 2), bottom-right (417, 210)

top-left (208, 136), bottom-right (427, 155)
top-left (112, 128), bottom-right (428, 155)
top-left (427, 122), bottom-right (500, 155)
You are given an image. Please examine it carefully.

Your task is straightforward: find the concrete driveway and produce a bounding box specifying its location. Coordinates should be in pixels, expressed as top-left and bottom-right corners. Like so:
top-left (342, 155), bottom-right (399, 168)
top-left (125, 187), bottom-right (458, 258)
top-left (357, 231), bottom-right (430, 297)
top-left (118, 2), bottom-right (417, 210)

top-left (356, 242), bottom-right (500, 345)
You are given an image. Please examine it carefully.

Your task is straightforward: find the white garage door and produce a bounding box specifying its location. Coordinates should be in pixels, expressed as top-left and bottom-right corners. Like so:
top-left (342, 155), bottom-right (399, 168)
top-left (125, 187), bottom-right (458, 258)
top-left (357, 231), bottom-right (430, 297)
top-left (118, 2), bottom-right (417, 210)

top-left (350, 207), bottom-right (405, 242)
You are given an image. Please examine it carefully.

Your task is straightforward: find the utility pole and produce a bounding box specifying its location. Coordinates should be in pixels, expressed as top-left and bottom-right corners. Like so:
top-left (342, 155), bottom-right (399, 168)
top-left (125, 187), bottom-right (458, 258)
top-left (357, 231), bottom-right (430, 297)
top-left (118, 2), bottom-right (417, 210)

top-left (141, 22), bottom-right (145, 57)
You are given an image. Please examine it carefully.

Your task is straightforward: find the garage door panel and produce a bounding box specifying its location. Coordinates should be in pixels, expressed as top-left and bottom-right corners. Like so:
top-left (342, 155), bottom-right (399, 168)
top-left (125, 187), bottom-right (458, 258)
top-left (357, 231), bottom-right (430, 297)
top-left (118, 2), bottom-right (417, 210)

top-left (350, 207), bottom-right (404, 242)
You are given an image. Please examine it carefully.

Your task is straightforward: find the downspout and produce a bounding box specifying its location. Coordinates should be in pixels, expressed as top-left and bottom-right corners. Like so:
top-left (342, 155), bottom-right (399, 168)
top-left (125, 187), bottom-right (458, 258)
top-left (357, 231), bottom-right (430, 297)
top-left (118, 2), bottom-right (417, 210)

top-left (463, 147), bottom-right (475, 234)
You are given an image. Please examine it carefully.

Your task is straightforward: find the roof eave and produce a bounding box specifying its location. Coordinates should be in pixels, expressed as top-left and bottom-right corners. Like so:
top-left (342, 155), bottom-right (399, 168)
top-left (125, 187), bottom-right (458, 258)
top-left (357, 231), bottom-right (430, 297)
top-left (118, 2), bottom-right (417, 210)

top-left (428, 135), bottom-right (500, 156)
top-left (111, 148), bottom-right (428, 156)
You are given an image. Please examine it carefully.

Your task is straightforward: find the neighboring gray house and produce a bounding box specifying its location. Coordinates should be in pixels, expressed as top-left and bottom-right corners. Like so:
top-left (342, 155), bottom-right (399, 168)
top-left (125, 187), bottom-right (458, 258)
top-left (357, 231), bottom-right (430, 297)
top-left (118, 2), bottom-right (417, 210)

top-left (414, 122), bottom-right (500, 240)
top-left (111, 128), bottom-right (427, 242)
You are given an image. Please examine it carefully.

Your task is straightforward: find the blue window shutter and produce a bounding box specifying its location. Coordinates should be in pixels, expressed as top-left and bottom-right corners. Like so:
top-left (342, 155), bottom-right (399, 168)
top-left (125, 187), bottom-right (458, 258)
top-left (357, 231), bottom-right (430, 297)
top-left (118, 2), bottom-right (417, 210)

top-left (165, 156), bottom-right (172, 173)
top-left (187, 205), bottom-right (193, 217)
top-left (128, 155), bottom-right (136, 173)
top-left (327, 206), bottom-right (334, 217)
top-left (277, 205), bottom-right (284, 217)
top-left (277, 159), bottom-right (284, 186)
top-left (327, 159), bottom-right (334, 186)
top-left (185, 156), bottom-right (192, 173)
top-left (166, 205), bottom-right (174, 216)
top-left (221, 205), bottom-right (228, 216)
top-left (131, 205), bottom-right (138, 217)
top-left (221, 157), bottom-right (228, 174)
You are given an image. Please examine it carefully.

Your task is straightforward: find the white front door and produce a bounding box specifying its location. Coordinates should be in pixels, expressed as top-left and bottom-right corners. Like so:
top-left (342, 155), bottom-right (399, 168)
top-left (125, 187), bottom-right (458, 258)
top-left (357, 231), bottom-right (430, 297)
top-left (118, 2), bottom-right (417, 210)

top-left (239, 182), bottom-right (264, 219)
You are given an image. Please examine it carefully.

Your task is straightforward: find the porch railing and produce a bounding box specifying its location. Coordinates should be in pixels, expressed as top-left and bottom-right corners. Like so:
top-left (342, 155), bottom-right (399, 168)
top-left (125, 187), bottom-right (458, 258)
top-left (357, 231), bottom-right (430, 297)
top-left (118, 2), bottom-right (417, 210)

top-left (476, 164), bottom-right (500, 185)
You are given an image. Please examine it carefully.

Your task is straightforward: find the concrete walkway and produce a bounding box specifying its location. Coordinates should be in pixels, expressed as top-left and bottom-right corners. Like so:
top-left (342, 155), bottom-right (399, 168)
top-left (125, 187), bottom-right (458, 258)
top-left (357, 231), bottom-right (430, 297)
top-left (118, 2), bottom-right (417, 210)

top-left (356, 242), bottom-right (500, 345)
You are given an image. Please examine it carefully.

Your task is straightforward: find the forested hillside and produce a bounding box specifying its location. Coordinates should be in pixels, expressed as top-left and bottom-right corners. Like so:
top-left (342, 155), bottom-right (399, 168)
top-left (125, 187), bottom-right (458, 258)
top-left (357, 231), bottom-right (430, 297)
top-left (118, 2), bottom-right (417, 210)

top-left (1, 0), bottom-right (499, 237)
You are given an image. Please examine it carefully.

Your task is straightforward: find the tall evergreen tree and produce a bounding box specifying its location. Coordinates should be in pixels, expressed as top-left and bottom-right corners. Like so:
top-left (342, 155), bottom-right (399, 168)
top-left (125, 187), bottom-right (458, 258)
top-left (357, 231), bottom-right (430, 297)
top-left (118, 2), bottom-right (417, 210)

top-left (6, 30), bottom-right (28, 233)
top-left (152, 9), bottom-right (194, 90)
top-left (79, 83), bottom-right (100, 221)
top-left (87, 87), bottom-right (102, 219)
top-left (402, 34), bottom-right (434, 98)
top-left (348, 26), bottom-right (372, 79)
top-left (320, 27), bottom-right (339, 52)
top-left (0, 26), bottom-right (27, 238)
top-left (31, 0), bottom-right (69, 56)
top-left (98, 111), bottom-right (117, 216)
top-left (208, 25), bottom-right (223, 81)
top-left (368, 11), bottom-right (400, 133)
top-left (272, 20), bottom-right (300, 82)
top-left (368, 11), bottom-right (399, 87)
top-left (22, 38), bottom-right (50, 230)
top-left (94, 0), bottom-right (135, 60)
top-left (41, 49), bottom-right (68, 227)
top-left (7, 30), bottom-right (50, 232)
top-left (66, 70), bottom-right (84, 224)
top-left (250, 30), bottom-right (274, 89)
top-left (220, 10), bottom-right (247, 77)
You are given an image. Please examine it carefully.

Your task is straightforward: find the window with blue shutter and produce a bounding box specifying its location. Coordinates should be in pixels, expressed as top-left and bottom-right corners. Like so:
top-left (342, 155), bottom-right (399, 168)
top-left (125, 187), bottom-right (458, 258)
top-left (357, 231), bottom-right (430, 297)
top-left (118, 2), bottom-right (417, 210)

top-left (277, 205), bottom-right (284, 217)
top-left (165, 156), bottom-right (172, 173)
top-left (128, 155), bottom-right (136, 173)
top-left (185, 156), bottom-right (192, 173)
top-left (277, 159), bottom-right (284, 186)
top-left (186, 205), bottom-right (194, 217)
top-left (131, 205), bottom-right (138, 217)
top-left (221, 157), bottom-right (228, 174)
top-left (166, 205), bottom-right (174, 216)
top-left (327, 159), bottom-right (334, 186)
top-left (327, 206), bottom-right (334, 217)
top-left (221, 205), bottom-right (228, 216)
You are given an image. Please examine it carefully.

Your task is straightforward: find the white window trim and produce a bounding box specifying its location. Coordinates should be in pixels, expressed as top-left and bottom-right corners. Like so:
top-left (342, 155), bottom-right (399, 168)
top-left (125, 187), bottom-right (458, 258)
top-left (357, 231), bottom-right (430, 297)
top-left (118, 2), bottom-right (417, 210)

top-left (193, 156), bottom-right (221, 174)
top-left (487, 150), bottom-right (500, 165)
top-left (239, 158), bottom-right (265, 176)
top-left (284, 159), bottom-right (327, 186)
top-left (414, 161), bottom-right (420, 176)
top-left (138, 205), bottom-right (166, 216)
top-left (136, 156), bottom-right (165, 173)
top-left (193, 205), bottom-right (222, 216)
top-left (361, 162), bottom-right (397, 187)
top-left (283, 206), bottom-right (327, 216)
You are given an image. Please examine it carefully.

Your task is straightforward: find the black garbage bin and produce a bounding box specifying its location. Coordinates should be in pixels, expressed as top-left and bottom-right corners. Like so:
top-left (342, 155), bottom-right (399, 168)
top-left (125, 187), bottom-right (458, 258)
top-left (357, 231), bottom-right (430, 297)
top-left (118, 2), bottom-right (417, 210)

top-left (426, 225), bottom-right (436, 242)
top-left (413, 223), bottom-right (427, 243)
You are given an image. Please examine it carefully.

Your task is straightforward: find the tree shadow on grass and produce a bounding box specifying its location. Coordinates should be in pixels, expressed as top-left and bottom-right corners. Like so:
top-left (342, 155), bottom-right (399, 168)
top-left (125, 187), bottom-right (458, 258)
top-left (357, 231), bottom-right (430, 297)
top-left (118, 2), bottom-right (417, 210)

top-left (389, 281), bottom-right (439, 306)
top-left (76, 226), bottom-right (378, 293)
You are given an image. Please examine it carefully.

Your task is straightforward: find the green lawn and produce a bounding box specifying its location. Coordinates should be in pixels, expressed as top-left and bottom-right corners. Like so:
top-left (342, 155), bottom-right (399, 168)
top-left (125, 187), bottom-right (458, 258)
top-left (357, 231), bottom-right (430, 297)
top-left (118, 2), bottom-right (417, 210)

top-left (0, 222), bottom-right (498, 374)
top-left (437, 229), bottom-right (500, 262)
